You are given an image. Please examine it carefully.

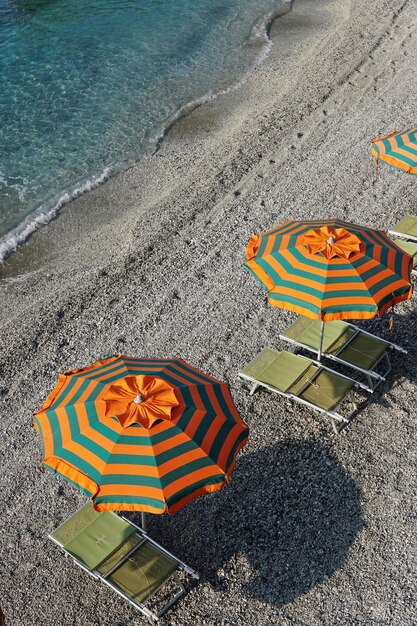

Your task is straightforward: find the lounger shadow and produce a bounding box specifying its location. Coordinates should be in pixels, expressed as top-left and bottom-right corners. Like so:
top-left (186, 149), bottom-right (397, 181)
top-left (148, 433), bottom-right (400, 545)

top-left (49, 503), bottom-right (199, 623)
top-left (279, 316), bottom-right (406, 392)
top-left (239, 348), bottom-right (361, 434)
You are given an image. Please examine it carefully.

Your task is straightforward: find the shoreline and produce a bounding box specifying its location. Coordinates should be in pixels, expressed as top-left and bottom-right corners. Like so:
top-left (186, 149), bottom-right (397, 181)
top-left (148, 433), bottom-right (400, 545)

top-left (0, 0), bottom-right (373, 283)
top-left (0, 0), bottom-right (292, 265)
top-left (2, 0), bottom-right (417, 625)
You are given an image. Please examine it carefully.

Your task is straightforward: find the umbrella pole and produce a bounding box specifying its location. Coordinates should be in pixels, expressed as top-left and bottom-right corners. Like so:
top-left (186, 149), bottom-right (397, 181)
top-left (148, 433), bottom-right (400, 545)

top-left (318, 319), bottom-right (325, 362)
top-left (141, 511), bottom-right (147, 532)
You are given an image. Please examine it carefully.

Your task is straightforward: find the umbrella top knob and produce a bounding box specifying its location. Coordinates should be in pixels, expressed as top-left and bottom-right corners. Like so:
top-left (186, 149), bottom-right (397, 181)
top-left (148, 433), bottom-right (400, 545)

top-left (104, 375), bottom-right (180, 428)
top-left (302, 226), bottom-right (361, 259)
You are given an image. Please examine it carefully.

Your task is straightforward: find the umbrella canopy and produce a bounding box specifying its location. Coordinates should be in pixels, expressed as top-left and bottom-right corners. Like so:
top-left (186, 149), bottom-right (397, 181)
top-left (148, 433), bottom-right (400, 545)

top-left (371, 128), bottom-right (417, 175)
top-left (244, 219), bottom-right (413, 322)
top-left (33, 355), bottom-right (249, 514)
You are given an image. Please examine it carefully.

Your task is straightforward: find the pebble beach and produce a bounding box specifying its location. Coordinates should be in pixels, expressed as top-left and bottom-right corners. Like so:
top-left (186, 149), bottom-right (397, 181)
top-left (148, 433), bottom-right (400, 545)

top-left (1, 0), bottom-right (417, 624)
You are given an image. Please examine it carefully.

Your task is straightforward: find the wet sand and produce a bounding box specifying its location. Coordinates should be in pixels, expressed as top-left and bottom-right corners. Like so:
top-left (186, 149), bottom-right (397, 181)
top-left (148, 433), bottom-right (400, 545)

top-left (1, 0), bottom-right (417, 624)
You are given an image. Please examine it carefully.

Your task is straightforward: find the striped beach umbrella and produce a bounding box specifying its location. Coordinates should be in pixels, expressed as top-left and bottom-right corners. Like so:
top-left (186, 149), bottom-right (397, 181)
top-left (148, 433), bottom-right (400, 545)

top-left (33, 355), bottom-right (248, 514)
top-left (371, 128), bottom-right (417, 175)
top-left (244, 219), bottom-right (413, 358)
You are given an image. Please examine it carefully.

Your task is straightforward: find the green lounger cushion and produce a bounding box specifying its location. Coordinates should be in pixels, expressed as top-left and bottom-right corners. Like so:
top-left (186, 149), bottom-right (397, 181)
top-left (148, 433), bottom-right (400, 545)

top-left (50, 503), bottom-right (101, 546)
top-left (242, 349), bottom-right (312, 393)
top-left (62, 511), bottom-right (136, 571)
top-left (337, 333), bottom-right (388, 370)
top-left (107, 541), bottom-right (178, 603)
top-left (393, 215), bottom-right (417, 237)
top-left (289, 366), bottom-right (354, 411)
top-left (393, 238), bottom-right (417, 267)
top-left (242, 349), bottom-right (354, 411)
top-left (282, 316), bottom-right (355, 354)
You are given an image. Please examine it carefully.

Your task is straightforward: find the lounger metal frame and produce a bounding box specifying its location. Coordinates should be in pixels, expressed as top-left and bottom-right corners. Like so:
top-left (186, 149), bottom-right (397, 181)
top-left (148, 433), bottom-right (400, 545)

top-left (239, 357), bottom-right (360, 434)
top-left (388, 228), bottom-right (417, 243)
top-left (49, 508), bottom-right (199, 623)
top-left (280, 322), bottom-right (406, 393)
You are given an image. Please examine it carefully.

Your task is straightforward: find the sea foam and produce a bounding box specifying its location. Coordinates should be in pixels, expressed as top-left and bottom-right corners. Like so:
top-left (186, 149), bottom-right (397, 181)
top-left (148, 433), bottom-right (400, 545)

top-left (0, 0), bottom-right (292, 263)
top-left (0, 169), bottom-right (110, 262)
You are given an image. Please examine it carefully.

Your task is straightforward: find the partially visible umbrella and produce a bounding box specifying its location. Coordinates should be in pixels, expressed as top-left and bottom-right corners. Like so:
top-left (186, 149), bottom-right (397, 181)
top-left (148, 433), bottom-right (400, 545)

top-left (33, 356), bottom-right (248, 520)
top-left (244, 219), bottom-right (413, 359)
top-left (371, 128), bottom-right (417, 176)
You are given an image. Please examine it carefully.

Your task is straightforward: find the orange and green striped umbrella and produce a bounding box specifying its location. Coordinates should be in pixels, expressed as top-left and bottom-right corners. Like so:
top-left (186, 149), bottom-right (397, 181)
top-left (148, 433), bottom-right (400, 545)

top-left (244, 219), bottom-right (413, 322)
top-left (33, 355), bottom-right (248, 514)
top-left (371, 128), bottom-right (417, 175)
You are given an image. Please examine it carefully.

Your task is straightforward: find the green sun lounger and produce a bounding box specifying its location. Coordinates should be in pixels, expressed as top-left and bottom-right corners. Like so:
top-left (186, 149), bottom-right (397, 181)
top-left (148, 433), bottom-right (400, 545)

top-left (239, 348), bottom-right (360, 433)
top-left (389, 214), bottom-right (417, 243)
top-left (279, 316), bottom-right (406, 392)
top-left (49, 504), bottom-right (198, 623)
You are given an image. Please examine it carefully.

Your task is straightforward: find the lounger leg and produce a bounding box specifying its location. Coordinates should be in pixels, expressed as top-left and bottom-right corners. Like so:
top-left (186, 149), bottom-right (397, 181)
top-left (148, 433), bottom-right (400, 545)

top-left (366, 374), bottom-right (375, 392)
top-left (331, 418), bottom-right (339, 435)
top-left (384, 353), bottom-right (391, 377)
top-left (364, 353), bottom-right (391, 392)
top-left (156, 572), bottom-right (186, 619)
top-left (326, 411), bottom-right (349, 434)
top-left (336, 402), bottom-right (358, 433)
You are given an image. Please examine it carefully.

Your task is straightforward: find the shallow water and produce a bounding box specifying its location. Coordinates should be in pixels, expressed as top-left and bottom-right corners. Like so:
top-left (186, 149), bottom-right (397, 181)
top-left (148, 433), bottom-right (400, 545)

top-left (0, 0), bottom-right (290, 258)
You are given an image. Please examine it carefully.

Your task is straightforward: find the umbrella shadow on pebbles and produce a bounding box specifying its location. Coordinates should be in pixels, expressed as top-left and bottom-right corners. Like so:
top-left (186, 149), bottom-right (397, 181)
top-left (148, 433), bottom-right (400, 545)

top-left (144, 439), bottom-right (364, 608)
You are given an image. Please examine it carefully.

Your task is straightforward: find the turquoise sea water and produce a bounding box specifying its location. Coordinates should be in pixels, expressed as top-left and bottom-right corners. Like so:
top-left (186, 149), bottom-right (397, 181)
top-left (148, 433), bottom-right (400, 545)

top-left (0, 0), bottom-right (290, 259)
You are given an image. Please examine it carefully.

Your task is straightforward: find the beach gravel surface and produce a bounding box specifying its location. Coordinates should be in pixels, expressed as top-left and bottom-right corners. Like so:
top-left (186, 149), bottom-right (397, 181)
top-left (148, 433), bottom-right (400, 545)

top-left (1, 0), bottom-right (417, 624)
